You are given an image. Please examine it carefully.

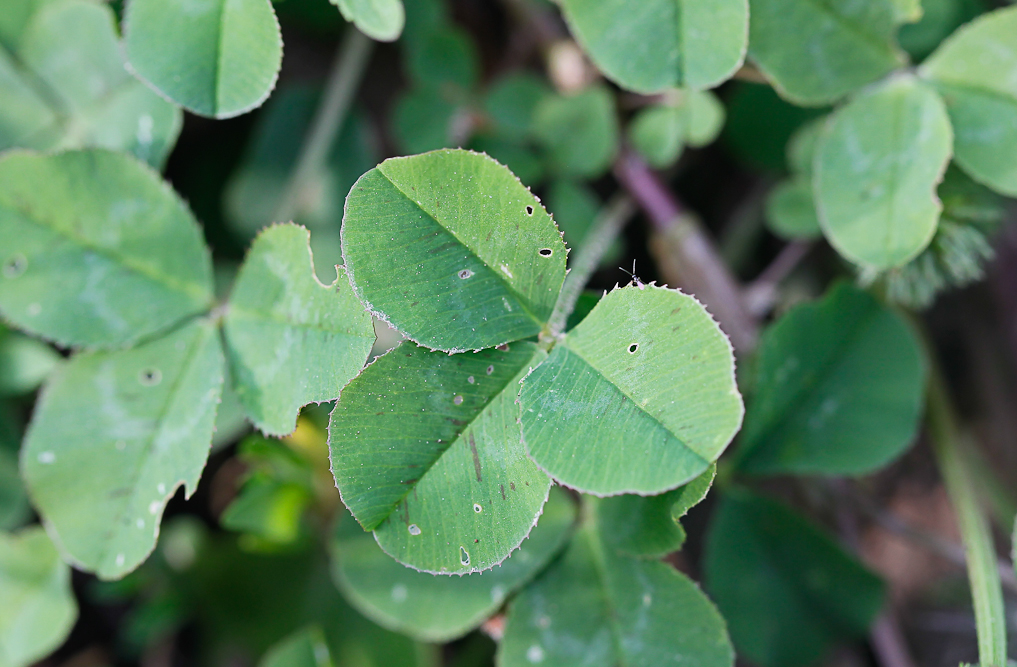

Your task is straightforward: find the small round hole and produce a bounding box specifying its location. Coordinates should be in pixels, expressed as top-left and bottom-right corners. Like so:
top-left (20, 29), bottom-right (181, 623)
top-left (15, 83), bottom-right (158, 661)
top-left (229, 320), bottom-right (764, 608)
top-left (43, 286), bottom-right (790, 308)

top-left (458, 269), bottom-right (473, 279)
top-left (538, 248), bottom-right (553, 258)
top-left (525, 205), bottom-right (534, 216)
top-left (139, 368), bottom-right (162, 386)
top-left (3, 254), bottom-right (27, 279)
top-left (453, 395), bottom-right (464, 405)
top-left (628, 343), bottom-right (639, 354)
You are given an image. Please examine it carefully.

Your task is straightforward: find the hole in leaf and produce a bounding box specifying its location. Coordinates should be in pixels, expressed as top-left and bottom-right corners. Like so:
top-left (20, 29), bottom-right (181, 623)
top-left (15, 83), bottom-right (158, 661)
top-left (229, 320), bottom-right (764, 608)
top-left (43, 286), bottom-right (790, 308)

top-left (460, 546), bottom-right (470, 566)
top-left (538, 248), bottom-right (553, 258)
top-left (525, 205), bottom-right (534, 216)
top-left (486, 365), bottom-right (494, 375)
top-left (458, 269), bottom-right (474, 279)
top-left (474, 503), bottom-right (482, 513)
top-left (628, 343), bottom-right (639, 354)
top-left (139, 368), bottom-right (162, 386)
top-left (453, 395), bottom-right (464, 405)
top-left (3, 254), bottom-right (27, 278)
top-left (408, 524), bottom-right (421, 536)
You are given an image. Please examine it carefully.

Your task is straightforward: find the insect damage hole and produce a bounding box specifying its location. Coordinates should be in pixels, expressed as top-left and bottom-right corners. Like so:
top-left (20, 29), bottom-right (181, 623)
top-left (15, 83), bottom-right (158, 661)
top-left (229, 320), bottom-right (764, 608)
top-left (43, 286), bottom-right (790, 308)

top-left (460, 546), bottom-right (470, 566)
top-left (538, 248), bottom-right (553, 258)
top-left (474, 503), bottom-right (483, 513)
top-left (139, 368), bottom-right (162, 386)
top-left (628, 343), bottom-right (639, 354)
top-left (458, 269), bottom-right (474, 279)
top-left (3, 254), bottom-right (27, 279)
top-left (525, 205), bottom-right (534, 216)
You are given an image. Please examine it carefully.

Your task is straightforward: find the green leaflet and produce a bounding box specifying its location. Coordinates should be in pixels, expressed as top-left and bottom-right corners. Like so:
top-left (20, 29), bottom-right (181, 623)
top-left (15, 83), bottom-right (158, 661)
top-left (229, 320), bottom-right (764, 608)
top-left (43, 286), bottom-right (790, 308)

top-left (482, 72), bottom-right (550, 141)
top-left (722, 82), bottom-right (827, 172)
top-left (814, 74), bottom-right (953, 270)
top-left (0, 149), bottom-right (214, 349)
top-left (921, 6), bottom-right (1017, 196)
top-left (124, 0), bottom-right (283, 119)
top-left (629, 90), bottom-right (725, 169)
top-left (595, 464), bottom-right (716, 559)
top-left (765, 179), bottom-right (822, 240)
top-left (341, 149), bottom-right (567, 353)
top-left (747, 0), bottom-right (905, 105)
top-left (558, 0), bottom-right (747, 94)
top-left (0, 0), bottom-right (60, 52)
top-left (737, 283), bottom-right (926, 475)
top-left (0, 328), bottom-right (60, 395)
top-left (260, 627), bottom-right (334, 667)
top-left (0, 0), bottom-right (181, 167)
top-left (532, 85), bottom-right (619, 179)
top-left (391, 87), bottom-right (459, 155)
top-left (704, 488), bottom-right (885, 667)
top-left (22, 318), bottom-right (224, 579)
top-left (0, 528), bottom-right (77, 667)
top-left (898, 0), bottom-right (983, 62)
top-left (520, 285), bottom-right (743, 496)
top-left (330, 487), bottom-right (575, 642)
top-left (224, 224), bottom-right (375, 436)
top-left (329, 341), bottom-right (551, 574)
top-left (0, 407), bottom-right (29, 531)
top-left (499, 517), bottom-right (733, 667)
top-left (332, 0), bottom-right (405, 42)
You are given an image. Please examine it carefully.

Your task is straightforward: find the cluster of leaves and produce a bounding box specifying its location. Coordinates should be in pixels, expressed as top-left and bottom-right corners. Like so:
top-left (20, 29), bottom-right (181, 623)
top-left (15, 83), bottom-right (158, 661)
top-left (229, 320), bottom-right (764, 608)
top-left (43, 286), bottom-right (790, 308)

top-left (1, 0), bottom-right (1016, 666)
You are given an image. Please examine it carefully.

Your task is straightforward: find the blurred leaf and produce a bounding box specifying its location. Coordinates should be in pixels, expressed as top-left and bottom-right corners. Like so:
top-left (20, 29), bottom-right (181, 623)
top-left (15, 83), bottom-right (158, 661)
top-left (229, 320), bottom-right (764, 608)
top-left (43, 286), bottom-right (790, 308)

top-left (405, 26), bottom-right (478, 92)
top-left (558, 0), bottom-right (748, 93)
top-left (483, 72), bottom-right (550, 140)
top-left (0, 150), bottom-right (214, 349)
top-left (921, 6), bottom-right (1017, 196)
top-left (330, 341), bottom-right (551, 574)
top-left (898, 0), bottom-right (984, 62)
top-left (705, 488), bottom-right (885, 667)
top-left (0, 527), bottom-right (78, 667)
top-left (330, 487), bottom-right (575, 642)
top-left (815, 74), bottom-right (952, 269)
top-left (223, 224), bottom-right (374, 436)
top-left (125, 0), bottom-right (283, 118)
top-left (723, 82), bottom-right (826, 172)
top-left (764, 178), bottom-right (822, 240)
top-left (391, 87), bottom-right (459, 154)
top-left (0, 404), bottom-right (28, 531)
top-left (0, 0), bottom-right (182, 167)
top-left (564, 290), bottom-right (601, 332)
top-left (520, 285), bottom-right (743, 496)
top-left (533, 85), bottom-right (619, 178)
top-left (332, 0), bottom-right (404, 42)
top-left (499, 520), bottom-right (733, 667)
top-left (23, 319), bottom-right (225, 579)
top-left (785, 116), bottom-right (826, 176)
top-left (261, 627), bottom-right (334, 667)
top-left (748, 0), bottom-right (905, 105)
top-left (545, 179), bottom-right (621, 267)
top-left (468, 134), bottom-right (545, 187)
top-left (738, 282), bottom-right (926, 475)
top-left (222, 476), bottom-right (313, 549)
top-left (342, 149), bottom-right (566, 352)
top-left (629, 90), bottom-right (725, 169)
top-left (0, 328), bottom-right (59, 395)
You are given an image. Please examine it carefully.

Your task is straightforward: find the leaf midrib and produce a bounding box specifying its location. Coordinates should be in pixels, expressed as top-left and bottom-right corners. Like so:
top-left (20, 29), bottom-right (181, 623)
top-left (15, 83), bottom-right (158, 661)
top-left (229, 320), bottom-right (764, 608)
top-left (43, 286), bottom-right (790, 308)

top-left (375, 168), bottom-right (547, 330)
top-left (559, 342), bottom-right (709, 466)
top-left (798, 0), bottom-right (899, 61)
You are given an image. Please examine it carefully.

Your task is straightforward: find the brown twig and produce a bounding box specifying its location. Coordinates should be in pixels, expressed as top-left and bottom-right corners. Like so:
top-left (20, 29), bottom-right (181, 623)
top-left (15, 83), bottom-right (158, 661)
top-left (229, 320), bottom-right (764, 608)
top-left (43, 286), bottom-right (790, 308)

top-left (744, 240), bottom-right (813, 316)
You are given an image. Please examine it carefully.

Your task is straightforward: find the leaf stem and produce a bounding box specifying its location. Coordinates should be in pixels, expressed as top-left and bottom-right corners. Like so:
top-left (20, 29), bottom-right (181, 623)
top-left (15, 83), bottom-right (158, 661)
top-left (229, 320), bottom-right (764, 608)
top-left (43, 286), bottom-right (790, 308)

top-left (927, 368), bottom-right (1008, 667)
top-left (273, 27), bottom-right (374, 224)
top-left (546, 194), bottom-right (637, 337)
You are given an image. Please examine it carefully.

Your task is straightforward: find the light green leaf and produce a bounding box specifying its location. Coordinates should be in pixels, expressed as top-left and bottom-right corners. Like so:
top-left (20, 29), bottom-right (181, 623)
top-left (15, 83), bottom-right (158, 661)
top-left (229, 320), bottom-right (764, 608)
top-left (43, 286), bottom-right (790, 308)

top-left (0, 328), bottom-right (60, 395)
top-left (595, 464), bottom-right (715, 559)
top-left (532, 86), bottom-right (619, 179)
top-left (0, 149), bottom-right (214, 349)
top-left (0, 528), bottom-right (77, 667)
top-left (22, 318), bottom-right (224, 579)
top-left (764, 178), bottom-right (822, 240)
top-left (332, 0), bottom-right (404, 42)
top-left (0, 0), bottom-right (59, 52)
top-left (629, 90), bottom-right (726, 169)
top-left (737, 283), bottom-right (926, 475)
top-left (260, 627), bottom-right (334, 667)
top-left (0, 0), bottom-right (182, 167)
top-left (898, 0), bottom-right (983, 61)
top-left (704, 488), bottom-right (885, 667)
top-left (499, 521), bottom-right (733, 667)
top-left (520, 285), bottom-right (742, 496)
top-left (921, 6), bottom-right (1017, 196)
top-left (786, 116), bottom-right (826, 176)
top-left (558, 0), bottom-right (748, 93)
top-left (341, 149), bottom-right (567, 353)
top-left (329, 341), bottom-right (551, 574)
top-left (224, 224), bottom-right (374, 436)
top-left (747, 0), bottom-right (905, 105)
top-left (124, 0), bottom-right (283, 119)
top-left (814, 74), bottom-right (953, 269)
top-left (330, 487), bottom-right (575, 642)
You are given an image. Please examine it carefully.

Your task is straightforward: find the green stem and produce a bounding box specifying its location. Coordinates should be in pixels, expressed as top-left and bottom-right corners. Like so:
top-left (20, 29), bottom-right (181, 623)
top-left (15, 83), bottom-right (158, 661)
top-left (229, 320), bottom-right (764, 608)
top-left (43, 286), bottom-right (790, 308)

top-left (546, 194), bottom-right (636, 337)
top-left (927, 369), bottom-right (1008, 667)
top-left (273, 27), bottom-right (374, 224)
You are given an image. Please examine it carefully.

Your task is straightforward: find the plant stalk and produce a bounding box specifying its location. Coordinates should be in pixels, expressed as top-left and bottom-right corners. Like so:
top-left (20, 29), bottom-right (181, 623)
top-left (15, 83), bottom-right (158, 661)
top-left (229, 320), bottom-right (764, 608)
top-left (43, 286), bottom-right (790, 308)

top-left (927, 369), bottom-right (1008, 667)
top-left (546, 194), bottom-right (637, 337)
top-left (273, 27), bottom-right (374, 224)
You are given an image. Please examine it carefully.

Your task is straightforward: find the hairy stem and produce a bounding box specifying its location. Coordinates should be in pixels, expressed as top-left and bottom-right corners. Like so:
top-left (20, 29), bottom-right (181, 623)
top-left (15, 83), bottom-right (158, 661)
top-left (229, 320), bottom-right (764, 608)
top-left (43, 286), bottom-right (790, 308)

top-left (273, 28), bottom-right (374, 224)
top-left (546, 195), bottom-right (637, 337)
top-left (927, 369), bottom-right (1008, 667)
